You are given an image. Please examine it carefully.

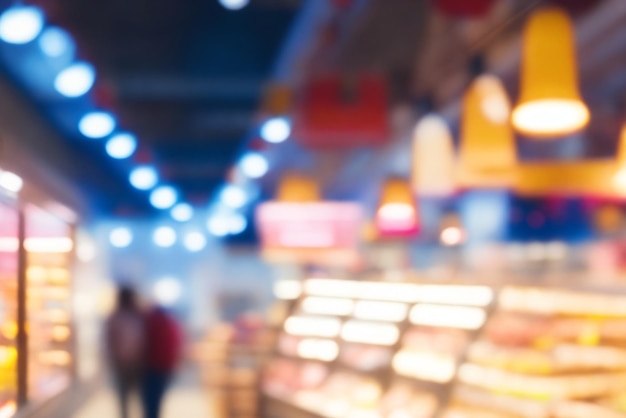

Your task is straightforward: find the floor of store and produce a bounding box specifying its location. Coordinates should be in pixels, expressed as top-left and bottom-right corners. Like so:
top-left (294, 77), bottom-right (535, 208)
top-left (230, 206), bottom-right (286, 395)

top-left (73, 367), bottom-right (211, 418)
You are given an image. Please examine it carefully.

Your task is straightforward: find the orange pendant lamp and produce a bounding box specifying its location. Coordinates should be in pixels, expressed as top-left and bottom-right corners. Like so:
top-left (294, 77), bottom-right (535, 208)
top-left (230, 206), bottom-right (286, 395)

top-left (512, 6), bottom-right (589, 138)
top-left (276, 173), bottom-right (321, 202)
top-left (412, 114), bottom-right (456, 196)
top-left (376, 177), bottom-right (419, 237)
top-left (458, 74), bottom-right (517, 188)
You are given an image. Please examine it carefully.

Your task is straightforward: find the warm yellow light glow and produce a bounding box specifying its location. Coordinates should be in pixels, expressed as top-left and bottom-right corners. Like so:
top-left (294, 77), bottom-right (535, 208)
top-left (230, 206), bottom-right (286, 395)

top-left (341, 320), bottom-right (400, 346)
top-left (0, 401), bottom-right (17, 418)
top-left (48, 309), bottom-right (70, 324)
top-left (353, 301), bottom-right (408, 322)
top-left (305, 279), bottom-right (361, 298)
top-left (412, 114), bottom-right (456, 196)
top-left (297, 339), bottom-right (339, 362)
top-left (51, 326), bottom-right (71, 342)
top-left (459, 74), bottom-right (517, 188)
top-left (1, 321), bottom-right (17, 340)
top-left (410, 305), bottom-right (487, 329)
top-left (38, 350), bottom-right (71, 366)
top-left (284, 315), bottom-right (342, 338)
top-left (0, 346), bottom-right (16, 366)
top-left (358, 282), bottom-right (421, 303)
top-left (24, 237), bottom-right (74, 253)
top-left (440, 226), bottom-right (465, 246)
top-left (276, 173), bottom-right (320, 202)
top-left (376, 178), bottom-right (419, 234)
top-left (512, 7), bottom-right (589, 137)
top-left (393, 350), bottom-right (457, 383)
top-left (415, 285), bottom-right (494, 307)
top-left (273, 279), bottom-right (302, 300)
top-left (377, 203), bottom-right (414, 222)
top-left (301, 297), bottom-right (354, 316)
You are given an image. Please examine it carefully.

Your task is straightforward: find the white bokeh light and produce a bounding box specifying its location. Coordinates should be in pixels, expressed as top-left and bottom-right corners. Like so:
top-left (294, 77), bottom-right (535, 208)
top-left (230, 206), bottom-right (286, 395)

top-left (153, 277), bottom-right (182, 307)
top-left (79, 112), bottom-right (116, 138)
top-left (240, 152), bottom-right (269, 179)
top-left (153, 226), bottom-right (177, 248)
top-left (260, 117), bottom-right (291, 143)
top-left (220, 185), bottom-right (247, 209)
top-left (55, 63), bottom-right (95, 98)
top-left (0, 6), bottom-right (44, 45)
top-left (184, 232), bottom-right (207, 252)
top-left (171, 203), bottom-right (193, 222)
top-left (228, 213), bottom-right (247, 235)
top-left (129, 167), bottom-right (158, 190)
top-left (109, 227), bottom-right (133, 248)
top-left (219, 0), bottom-right (249, 10)
top-left (0, 170), bottom-right (23, 193)
top-left (39, 26), bottom-right (74, 57)
top-left (106, 133), bottom-right (137, 159)
top-left (207, 215), bottom-right (230, 237)
top-left (150, 186), bottom-right (178, 210)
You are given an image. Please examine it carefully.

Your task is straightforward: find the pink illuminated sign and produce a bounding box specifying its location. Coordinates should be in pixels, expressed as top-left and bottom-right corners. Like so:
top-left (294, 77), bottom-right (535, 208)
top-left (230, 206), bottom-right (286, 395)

top-left (256, 202), bottom-right (362, 250)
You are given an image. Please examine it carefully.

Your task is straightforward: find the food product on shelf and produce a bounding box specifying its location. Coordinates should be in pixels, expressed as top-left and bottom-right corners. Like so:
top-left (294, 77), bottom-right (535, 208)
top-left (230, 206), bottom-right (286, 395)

top-left (279, 334), bottom-right (340, 362)
top-left (378, 383), bottom-right (439, 418)
top-left (340, 344), bottom-right (392, 371)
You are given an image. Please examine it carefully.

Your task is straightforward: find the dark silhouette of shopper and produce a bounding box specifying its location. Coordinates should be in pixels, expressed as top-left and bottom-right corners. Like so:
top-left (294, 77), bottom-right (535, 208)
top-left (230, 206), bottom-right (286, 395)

top-left (105, 286), bottom-right (146, 418)
top-left (141, 305), bottom-right (183, 418)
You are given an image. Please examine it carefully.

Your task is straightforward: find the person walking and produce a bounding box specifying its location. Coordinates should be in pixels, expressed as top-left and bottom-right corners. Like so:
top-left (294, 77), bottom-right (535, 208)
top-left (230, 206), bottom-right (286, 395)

top-left (105, 286), bottom-right (146, 418)
top-left (142, 305), bottom-right (183, 418)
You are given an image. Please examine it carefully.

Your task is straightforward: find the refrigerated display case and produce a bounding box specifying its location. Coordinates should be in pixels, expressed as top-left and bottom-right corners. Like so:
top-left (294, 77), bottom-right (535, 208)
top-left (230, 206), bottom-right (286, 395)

top-left (262, 278), bottom-right (626, 418)
top-left (0, 200), bottom-right (19, 417)
top-left (24, 204), bottom-right (73, 402)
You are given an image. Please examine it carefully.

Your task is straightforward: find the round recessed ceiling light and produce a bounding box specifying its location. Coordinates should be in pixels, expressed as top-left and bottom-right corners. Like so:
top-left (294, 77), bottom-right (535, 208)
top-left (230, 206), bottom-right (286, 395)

top-left (55, 63), bottom-right (95, 98)
top-left (79, 111), bottom-right (116, 138)
top-left (106, 133), bottom-right (137, 159)
top-left (228, 213), bottom-right (247, 235)
top-left (220, 185), bottom-right (247, 209)
top-left (109, 227), bottom-right (133, 248)
top-left (261, 117), bottom-right (291, 143)
top-left (129, 166), bottom-right (158, 190)
top-left (0, 6), bottom-right (44, 45)
top-left (153, 277), bottom-right (182, 306)
top-left (39, 26), bottom-right (74, 57)
top-left (150, 186), bottom-right (178, 210)
top-left (153, 226), bottom-right (177, 248)
top-left (184, 231), bottom-right (207, 252)
top-left (171, 203), bottom-right (193, 222)
top-left (219, 0), bottom-right (249, 10)
top-left (240, 152), bottom-right (269, 179)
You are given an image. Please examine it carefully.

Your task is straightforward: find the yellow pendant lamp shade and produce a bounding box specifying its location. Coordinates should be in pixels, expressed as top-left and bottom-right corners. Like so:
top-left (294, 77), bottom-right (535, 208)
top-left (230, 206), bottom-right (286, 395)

top-left (412, 114), bottom-right (456, 196)
top-left (276, 173), bottom-right (320, 202)
top-left (376, 177), bottom-right (419, 236)
top-left (458, 74), bottom-right (517, 188)
top-left (512, 6), bottom-right (589, 138)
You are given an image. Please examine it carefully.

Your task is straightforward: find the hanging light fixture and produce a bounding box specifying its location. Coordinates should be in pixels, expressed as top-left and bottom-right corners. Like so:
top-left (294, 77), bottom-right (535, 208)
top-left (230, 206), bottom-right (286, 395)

top-left (458, 74), bottom-right (517, 188)
top-left (276, 173), bottom-right (320, 202)
top-left (376, 177), bottom-right (419, 237)
top-left (512, 6), bottom-right (589, 138)
top-left (411, 114), bottom-right (456, 197)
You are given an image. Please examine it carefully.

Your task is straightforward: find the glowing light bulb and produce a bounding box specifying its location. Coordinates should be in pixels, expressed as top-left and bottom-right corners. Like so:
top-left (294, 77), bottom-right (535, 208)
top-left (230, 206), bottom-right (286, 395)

top-left (129, 167), bottom-right (158, 190)
top-left (240, 152), bottom-right (269, 179)
top-left (184, 232), bottom-right (206, 252)
top-left (150, 186), bottom-right (178, 210)
top-left (153, 227), bottom-right (176, 248)
top-left (109, 228), bottom-right (132, 248)
top-left (39, 26), bottom-right (74, 57)
top-left (79, 112), bottom-right (116, 138)
top-left (0, 6), bottom-right (44, 45)
top-left (261, 117), bottom-right (291, 143)
top-left (171, 203), bottom-right (193, 222)
top-left (219, 0), bottom-right (250, 10)
top-left (220, 185), bottom-right (247, 209)
top-left (153, 277), bottom-right (182, 306)
top-left (106, 133), bottom-right (137, 159)
top-left (0, 170), bottom-right (23, 193)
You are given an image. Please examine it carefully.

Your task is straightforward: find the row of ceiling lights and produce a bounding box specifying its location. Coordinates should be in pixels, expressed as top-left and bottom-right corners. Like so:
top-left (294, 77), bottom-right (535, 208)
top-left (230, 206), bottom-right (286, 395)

top-left (0, 2), bottom-right (290, 237)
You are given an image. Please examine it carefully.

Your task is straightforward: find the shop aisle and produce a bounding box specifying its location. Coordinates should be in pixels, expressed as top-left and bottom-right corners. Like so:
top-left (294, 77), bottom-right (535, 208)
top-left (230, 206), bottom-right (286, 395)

top-left (73, 368), bottom-right (212, 418)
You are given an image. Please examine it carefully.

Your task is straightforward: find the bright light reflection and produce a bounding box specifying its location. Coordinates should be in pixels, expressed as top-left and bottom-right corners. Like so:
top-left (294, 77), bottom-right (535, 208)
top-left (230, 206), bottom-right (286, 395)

top-left (240, 152), bottom-right (269, 178)
top-left (153, 277), bottom-right (182, 307)
top-left (261, 117), bottom-right (291, 143)
top-left (393, 350), bottom-right (456, 383)
top-left (105, 133), bottom-right (137, 159)
top-left (0, 170), bottom-right (23, 193)
top-left (24, 238), bottom-right (74, 253)
top-left (300, 297), bottom-right (354, 316)
top-left (440, 226), bottom-right (465, 246)
top-left (341, 321), bottom-right (400, 346)
top-left (149, 186), bottom-right (178, 209)
top-left (170, 203), bottom-right (193, 222)
top-left (109, 228), bottom-right (132, 248)
top-left (410, 305), bottom-right (487, 329)
top-left (297, 339), bottom-right (339, 362)
top-left (79, 112), bottom-right (116, 138)
top-left (129, 166), bottom-right (158, 190)
top-left (415, 285), bottom-right (494, 307)
top-left (273, 280), bottom-right (302, 300)
top-left (55, 63), bottom-right (96, 98)
top-left (0, 6), bottom-right (43, 45)
top-left (284, 316), bottom-right (342, 338)
top-left (153, 227), bottom-right (177, 248)
top-left (227, 213), bottom-right (247, 234)
top-left (512, 99), bottom-right (590, 137)
top-left (207, 216), bottom-right (229, 237)
top-left (353, 301), bottom-right (408, 322)
top-left (183, 232), bottom-right (206, 252)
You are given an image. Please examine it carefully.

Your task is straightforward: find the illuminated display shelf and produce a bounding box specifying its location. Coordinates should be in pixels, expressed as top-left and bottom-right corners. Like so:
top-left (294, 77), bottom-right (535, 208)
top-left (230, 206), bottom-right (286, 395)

top-left (262, 279), bottom-right (626, 418)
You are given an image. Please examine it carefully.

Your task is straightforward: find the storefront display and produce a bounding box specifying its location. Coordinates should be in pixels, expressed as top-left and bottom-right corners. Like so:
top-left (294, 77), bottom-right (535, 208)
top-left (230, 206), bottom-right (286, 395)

top-left (0, 201), bottom-right (18, 418)
top-left (262, 278), bottom-right (626, 418)
top-left (25, 205), bottom-right (73, 402)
